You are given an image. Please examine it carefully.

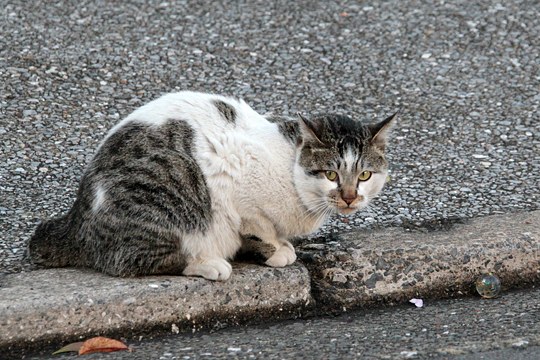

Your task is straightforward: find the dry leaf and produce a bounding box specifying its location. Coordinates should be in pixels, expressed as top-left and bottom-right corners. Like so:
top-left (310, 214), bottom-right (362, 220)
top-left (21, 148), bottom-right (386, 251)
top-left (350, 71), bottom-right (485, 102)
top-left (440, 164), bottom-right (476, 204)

top-left (78, 336), bottom-right (128, 355)
top-left (52, 341), bottom-right (84, 355)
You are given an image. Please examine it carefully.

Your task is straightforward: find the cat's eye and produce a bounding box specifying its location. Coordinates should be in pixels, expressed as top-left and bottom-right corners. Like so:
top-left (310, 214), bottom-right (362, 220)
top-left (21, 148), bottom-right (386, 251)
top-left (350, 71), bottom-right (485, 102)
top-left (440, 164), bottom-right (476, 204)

top-left (325, 170), bottom-right (338, 181)
top-left (358, 171), bottom-right (372, 181)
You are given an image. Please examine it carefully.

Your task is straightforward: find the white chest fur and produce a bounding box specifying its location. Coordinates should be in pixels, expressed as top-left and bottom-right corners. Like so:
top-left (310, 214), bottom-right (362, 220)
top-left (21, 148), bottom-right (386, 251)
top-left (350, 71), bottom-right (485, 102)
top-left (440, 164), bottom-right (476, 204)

top-left (233, 124), bottom-right (326, 238)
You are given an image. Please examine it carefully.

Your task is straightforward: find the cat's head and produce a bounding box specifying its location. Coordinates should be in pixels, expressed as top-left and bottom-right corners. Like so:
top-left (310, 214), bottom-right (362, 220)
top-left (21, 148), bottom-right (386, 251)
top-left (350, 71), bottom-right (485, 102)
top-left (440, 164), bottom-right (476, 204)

top-left (293, 112), bottom-right (397, 217)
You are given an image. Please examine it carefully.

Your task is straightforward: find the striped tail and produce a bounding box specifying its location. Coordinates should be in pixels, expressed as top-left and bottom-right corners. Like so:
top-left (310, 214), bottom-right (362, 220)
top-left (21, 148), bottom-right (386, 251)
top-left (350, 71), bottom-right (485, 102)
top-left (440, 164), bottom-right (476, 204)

top-left (28, 211), bottom-right (80, 268)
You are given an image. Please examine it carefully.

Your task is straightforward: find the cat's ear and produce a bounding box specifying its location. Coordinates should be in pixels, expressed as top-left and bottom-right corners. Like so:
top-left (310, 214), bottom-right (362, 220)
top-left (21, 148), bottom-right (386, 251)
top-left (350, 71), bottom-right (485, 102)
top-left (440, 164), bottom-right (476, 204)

top-left (297, 113), bottom-right (324, 146)
top-left (369, 112), bottom-right (398, 150)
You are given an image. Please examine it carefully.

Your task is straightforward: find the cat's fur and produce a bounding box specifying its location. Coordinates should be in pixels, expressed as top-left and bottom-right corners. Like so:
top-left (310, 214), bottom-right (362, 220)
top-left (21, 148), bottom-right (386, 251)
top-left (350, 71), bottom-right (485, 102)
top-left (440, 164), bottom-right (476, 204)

top-left (29, 91), bottom-right (397, 280)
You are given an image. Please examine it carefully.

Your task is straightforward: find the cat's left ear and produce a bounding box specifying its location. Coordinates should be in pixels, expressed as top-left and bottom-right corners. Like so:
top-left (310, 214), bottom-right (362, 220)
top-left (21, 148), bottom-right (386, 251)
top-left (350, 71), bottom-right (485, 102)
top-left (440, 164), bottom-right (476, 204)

top-left (369, 112), bottom-right (398, 150)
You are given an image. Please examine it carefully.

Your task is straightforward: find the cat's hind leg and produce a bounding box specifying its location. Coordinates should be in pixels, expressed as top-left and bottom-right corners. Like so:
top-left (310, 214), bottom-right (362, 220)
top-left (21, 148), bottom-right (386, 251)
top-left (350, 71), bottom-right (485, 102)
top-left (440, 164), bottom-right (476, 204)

top-left (180, 211), bottom-right (242, 281)
top-left (183, 258), bottom-right (232, 281)
top-left (236, 236), bottom-right (276, 264)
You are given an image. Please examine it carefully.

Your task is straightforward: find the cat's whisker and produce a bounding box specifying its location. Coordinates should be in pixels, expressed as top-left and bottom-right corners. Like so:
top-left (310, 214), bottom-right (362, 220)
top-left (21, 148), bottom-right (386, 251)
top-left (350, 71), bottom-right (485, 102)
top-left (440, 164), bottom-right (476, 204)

top-left (307, 201), bottom-right (334, 226)
top-left (300, 205), bottom-right (328, 224)
top-left (302, 196), bottom-right (327, 206)
top-left (307, 203), bottom-right (328, 214)
top-left (301, 199), bottom-right (328, 213)
top-left (303, 198), bottom-right (330, 213)
top-left (316, 207), bottom-right (334, 227)
top-left (299, 204), bottom-right (328, 225)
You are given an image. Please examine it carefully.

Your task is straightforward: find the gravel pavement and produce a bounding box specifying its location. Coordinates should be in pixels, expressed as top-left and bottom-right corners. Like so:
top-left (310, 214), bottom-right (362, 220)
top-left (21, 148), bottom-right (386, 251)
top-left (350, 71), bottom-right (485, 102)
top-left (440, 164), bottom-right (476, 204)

top-left (1, 0), bottom-right (539, 274)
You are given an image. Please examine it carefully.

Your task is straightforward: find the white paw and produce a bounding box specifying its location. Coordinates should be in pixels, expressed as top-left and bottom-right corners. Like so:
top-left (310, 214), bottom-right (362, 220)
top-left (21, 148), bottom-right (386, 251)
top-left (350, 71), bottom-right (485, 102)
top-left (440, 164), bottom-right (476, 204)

top-left (183, 258), bottom-right (232, 281)
top-left (265, 244), bottom-right (297, 268)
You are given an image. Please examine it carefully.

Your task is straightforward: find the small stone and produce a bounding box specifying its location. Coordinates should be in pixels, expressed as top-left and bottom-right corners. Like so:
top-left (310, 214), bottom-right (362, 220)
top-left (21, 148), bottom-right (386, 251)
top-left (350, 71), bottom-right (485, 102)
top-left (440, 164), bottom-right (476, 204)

top-left (365, 272), bottom-right (383, 289)
top-left (23, 109), bottom-right (37, 117)
top-left (320, 57), bottom-right (332, 65)
top-left (122, 297), bottom-right (137, 305)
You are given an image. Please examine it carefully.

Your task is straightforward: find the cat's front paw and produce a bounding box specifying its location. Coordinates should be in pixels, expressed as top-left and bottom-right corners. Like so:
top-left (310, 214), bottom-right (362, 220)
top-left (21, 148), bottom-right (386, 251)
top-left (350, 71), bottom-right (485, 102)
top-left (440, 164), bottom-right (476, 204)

top-left (265, 244), bottom-right (296, 268)
top-left (183, 258), bottom-right (232, 281)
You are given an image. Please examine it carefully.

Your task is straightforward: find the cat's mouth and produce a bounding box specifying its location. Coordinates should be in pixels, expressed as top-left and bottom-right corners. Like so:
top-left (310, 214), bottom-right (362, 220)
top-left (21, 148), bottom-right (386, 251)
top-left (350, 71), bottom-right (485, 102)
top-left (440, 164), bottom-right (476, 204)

top-left (334, 195), bottom-right (365, 215)
top-left (336, 206), bottom-right (358, 215)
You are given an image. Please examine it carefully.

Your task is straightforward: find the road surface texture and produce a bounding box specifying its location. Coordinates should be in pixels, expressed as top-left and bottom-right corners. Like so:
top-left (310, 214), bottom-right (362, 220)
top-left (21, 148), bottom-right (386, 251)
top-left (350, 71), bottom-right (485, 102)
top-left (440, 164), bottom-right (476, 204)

top-left (1, 0), bottom-right (538, 274)
top-left (16, 287), bottom-right (540, 359)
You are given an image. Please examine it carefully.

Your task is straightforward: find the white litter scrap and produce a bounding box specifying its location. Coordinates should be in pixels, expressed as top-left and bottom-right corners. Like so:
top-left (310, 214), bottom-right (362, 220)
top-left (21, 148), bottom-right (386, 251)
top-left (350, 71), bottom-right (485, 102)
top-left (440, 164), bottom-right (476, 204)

top-left (400, 350), bottom-right (418, 358)
top-left (512, 339), bottom-right (529, 347)
top-left (409, 298), bottom-right (424, 308)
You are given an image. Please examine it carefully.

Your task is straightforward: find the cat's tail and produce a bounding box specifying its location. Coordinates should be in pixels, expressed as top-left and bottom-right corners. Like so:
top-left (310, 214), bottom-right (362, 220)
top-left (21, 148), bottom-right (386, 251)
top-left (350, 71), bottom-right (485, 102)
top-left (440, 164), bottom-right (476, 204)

top-left (28, 210), bottom-right (81, 268)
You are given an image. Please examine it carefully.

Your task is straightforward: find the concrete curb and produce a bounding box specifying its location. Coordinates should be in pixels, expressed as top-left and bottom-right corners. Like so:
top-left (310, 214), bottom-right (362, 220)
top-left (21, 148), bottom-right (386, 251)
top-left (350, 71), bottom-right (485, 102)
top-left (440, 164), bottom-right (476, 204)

top-left (0, 264), bottom-right (311, 350)
top-left (1, 211), bottom-right (538, 351)
top-left (299, 210), bottom-right (539, 309)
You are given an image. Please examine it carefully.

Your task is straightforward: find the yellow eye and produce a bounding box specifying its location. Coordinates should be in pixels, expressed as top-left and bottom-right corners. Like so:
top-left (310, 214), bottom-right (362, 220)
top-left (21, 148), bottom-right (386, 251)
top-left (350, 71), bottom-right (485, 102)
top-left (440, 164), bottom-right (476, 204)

top-left (359, 171), bottom-right (372, 181)
top-left (325, 170), bottom-right (338, 181)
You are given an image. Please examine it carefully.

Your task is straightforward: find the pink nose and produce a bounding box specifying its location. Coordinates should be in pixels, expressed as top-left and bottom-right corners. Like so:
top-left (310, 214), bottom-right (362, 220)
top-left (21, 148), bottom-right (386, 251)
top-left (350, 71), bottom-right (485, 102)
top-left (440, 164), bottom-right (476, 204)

top-left (342, 196), bottom-right (356, 206)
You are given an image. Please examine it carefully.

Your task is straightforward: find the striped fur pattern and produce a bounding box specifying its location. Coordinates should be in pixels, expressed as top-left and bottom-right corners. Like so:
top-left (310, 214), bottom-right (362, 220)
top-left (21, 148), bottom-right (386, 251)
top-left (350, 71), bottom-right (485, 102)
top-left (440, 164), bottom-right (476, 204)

top-left (29, 91), bottom-right (397, 280)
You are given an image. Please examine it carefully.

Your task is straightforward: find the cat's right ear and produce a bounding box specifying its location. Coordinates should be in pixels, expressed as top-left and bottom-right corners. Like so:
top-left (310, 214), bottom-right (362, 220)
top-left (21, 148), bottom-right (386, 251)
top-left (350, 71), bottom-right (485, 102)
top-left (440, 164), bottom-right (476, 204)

top-left (297, 113), bottom-right (324, 146)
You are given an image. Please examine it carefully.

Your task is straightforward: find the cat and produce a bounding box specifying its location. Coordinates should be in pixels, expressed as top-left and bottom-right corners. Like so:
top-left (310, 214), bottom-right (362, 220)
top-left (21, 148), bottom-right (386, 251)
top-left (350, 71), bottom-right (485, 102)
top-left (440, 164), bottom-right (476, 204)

top-left (28, 91), bottom-right (397, 280)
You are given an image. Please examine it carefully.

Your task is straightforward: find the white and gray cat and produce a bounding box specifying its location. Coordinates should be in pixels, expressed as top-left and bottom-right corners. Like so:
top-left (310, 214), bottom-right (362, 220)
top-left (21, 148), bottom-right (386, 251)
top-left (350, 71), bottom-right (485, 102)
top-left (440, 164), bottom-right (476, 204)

top-left (29, 91), bottom-right (397, 280)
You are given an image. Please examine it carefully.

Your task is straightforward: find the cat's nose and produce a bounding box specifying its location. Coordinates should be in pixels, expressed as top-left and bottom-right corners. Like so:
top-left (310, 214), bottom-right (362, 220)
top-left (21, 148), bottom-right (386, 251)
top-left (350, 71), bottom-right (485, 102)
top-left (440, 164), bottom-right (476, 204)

top-left (342, 196), bottom-right (357, 206)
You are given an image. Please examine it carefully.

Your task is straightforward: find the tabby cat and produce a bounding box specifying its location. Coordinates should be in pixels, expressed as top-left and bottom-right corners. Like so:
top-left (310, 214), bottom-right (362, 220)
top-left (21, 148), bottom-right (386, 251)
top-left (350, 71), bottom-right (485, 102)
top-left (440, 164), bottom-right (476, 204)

top-left (29, 91), bottom-right (397, 280)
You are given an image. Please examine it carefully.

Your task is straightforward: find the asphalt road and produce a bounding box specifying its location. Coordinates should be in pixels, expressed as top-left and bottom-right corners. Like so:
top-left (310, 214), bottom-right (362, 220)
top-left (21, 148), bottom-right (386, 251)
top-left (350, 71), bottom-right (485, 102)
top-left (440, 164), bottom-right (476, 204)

top-left (1, 0), bottom-right (539, 274)
top-left (17, 287), bottom-right (539, 359)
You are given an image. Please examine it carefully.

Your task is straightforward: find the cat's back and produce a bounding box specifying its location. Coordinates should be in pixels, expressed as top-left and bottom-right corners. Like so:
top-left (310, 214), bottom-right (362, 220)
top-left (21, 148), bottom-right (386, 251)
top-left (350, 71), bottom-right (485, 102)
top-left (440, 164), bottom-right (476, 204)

top-left (105, 91), bottom-right (266, 137)
top-left (96, 90), bottom-right (288, 193)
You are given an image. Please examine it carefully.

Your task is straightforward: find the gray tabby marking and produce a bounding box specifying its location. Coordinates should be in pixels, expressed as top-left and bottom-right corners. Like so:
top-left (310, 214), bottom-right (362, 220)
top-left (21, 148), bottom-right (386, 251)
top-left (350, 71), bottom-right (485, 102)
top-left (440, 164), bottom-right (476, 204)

top-left (213, 100), bottom-right (237, 124)
top-left (266, 115), bottom-right (300, 145)
top-left (94, 120), bottom-right (212, 232)
top-left (29, 119), bottom-right (212, 276)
